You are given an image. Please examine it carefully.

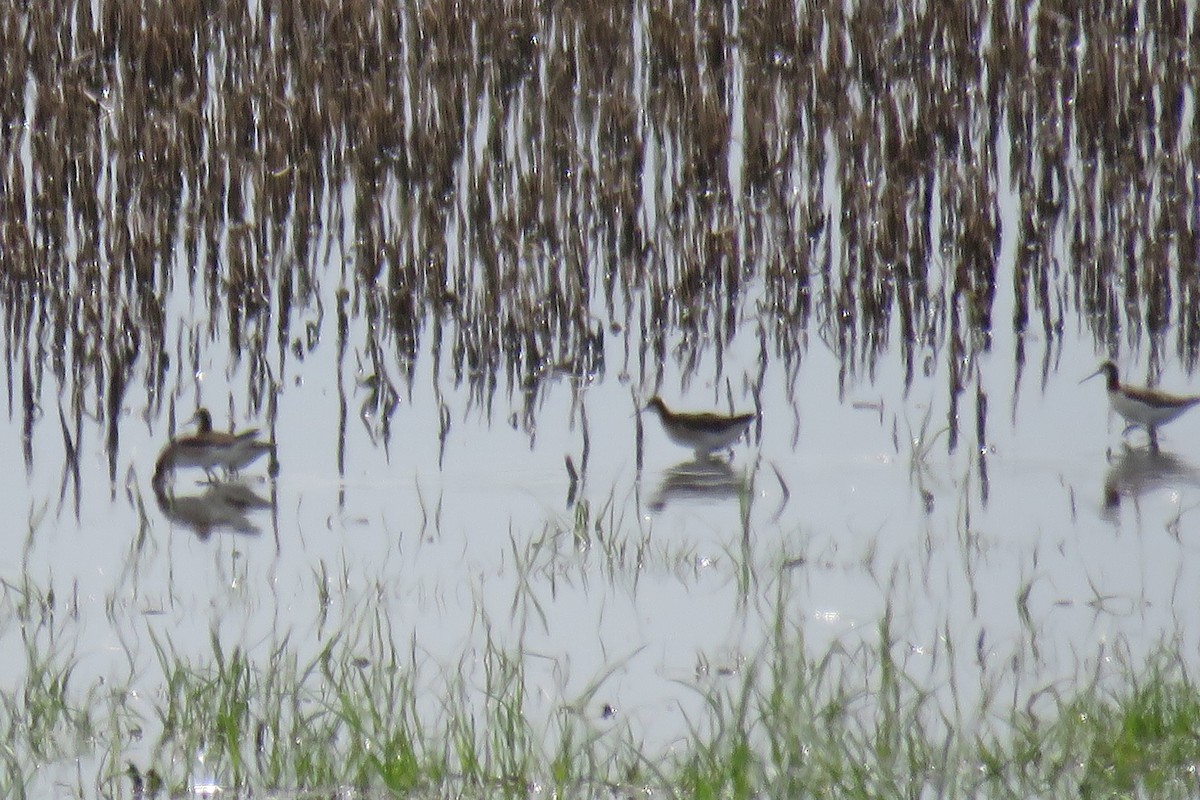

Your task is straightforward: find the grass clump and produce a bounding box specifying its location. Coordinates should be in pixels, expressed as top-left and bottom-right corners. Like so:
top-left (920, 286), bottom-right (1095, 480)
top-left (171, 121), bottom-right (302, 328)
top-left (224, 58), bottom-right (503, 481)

top-left (5, 575), bottom-right (1200, 798)
top-left (1071, 659), bottom-right (1200, 797)
top-left (670, 613), bottom-right (1200, 799)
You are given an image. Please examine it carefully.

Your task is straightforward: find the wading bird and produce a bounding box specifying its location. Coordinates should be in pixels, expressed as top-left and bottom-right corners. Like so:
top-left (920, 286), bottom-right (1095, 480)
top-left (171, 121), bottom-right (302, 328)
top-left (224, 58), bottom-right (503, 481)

top-left (1082, 361), bottom-right (1200, 450)
top-left (154, 408), bottom-right (274, 482)
top-left (642, 396), bottom-right (756, 456)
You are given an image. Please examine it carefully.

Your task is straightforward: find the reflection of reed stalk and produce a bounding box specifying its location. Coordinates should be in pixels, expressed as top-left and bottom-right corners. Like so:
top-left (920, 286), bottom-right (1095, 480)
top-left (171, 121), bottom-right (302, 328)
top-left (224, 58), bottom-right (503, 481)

top-left (6, 2), bottom-right (1196, 504)
top-left (906, 405), bottom-right (948, 514)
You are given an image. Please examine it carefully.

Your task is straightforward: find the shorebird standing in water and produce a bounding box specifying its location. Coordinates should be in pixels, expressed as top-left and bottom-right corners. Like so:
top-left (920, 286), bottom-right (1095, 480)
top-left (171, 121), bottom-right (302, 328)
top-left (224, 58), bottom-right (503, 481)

top-left (1083, 360), bottom-right (1200, 450)
top-left (642, 396), bottom-right (756, 456)
top-left (153, 408), bottom-right (274, 482)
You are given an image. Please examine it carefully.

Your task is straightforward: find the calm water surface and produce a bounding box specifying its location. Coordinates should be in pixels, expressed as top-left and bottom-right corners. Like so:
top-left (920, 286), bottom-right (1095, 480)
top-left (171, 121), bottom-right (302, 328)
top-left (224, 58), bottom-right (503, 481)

top-left (8, 217), bottom-right (1200, 769)
top-left (3, 0), bottom-right (1200, 793)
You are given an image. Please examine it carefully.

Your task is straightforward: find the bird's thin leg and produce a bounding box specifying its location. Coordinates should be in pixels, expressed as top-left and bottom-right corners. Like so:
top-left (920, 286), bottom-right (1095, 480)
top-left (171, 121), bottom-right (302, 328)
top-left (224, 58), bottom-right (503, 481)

top-left (1149, 427), bottom-right (1160, 451)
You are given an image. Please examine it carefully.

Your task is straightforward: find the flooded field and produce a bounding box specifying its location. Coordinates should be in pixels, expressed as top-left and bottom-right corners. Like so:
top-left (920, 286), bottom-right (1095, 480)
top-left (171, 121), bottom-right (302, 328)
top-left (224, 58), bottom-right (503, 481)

top-left (2, 0), bottom-right (1200, 796)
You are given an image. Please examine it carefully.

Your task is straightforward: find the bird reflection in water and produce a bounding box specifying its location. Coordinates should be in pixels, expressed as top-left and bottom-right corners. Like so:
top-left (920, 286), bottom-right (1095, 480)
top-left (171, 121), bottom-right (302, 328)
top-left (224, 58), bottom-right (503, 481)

top-left (648, 455), bottom-right (750, 512)
top-left (152, 475), bottom-right (273, 540)
top-left (1102, 444), bottom-right (1200, 517)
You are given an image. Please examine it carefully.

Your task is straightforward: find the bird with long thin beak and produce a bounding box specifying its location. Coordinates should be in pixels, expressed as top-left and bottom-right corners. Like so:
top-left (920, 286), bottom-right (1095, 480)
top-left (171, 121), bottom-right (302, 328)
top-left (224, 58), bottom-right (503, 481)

top-left (1082, 361), bottom-right (1200, 450)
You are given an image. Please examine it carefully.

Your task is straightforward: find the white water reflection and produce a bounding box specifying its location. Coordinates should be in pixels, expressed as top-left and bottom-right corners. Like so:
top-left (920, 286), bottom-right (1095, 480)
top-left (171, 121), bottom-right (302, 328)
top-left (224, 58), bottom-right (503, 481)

top-left (8, 273), bottom-right (1200, 772)
top-left (4, 9), bottom-right (1200, 797)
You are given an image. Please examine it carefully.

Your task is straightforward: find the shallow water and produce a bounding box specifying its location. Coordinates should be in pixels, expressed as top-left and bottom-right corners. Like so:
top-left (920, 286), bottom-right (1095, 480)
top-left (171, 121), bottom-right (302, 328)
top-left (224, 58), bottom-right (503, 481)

top-left (3, 0), bottom-right (1200, 794)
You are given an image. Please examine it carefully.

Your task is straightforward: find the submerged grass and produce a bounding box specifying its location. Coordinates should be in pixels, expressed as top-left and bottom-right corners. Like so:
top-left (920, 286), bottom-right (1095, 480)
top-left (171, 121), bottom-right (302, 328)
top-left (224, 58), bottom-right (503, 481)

top-left (3, 571), bottom-right (1200, 798)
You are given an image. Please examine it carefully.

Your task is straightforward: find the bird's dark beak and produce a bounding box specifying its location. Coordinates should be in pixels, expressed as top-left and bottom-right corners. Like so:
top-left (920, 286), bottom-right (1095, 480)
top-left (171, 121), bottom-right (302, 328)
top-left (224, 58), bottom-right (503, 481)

top-left (1079, 367), bottom-right (1104, 385)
